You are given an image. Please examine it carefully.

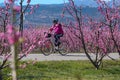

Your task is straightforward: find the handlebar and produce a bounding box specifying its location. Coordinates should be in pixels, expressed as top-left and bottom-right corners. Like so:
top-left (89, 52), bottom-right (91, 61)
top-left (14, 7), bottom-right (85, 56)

top-left (44, 32), bottom-right (52, 38)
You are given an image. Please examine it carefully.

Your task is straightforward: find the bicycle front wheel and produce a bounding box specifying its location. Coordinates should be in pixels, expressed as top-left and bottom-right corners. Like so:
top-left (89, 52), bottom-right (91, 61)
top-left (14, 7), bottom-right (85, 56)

top-left (41, 40), bottom-right (53, 56)
top-left (58, 41), bottom-right (69, 56)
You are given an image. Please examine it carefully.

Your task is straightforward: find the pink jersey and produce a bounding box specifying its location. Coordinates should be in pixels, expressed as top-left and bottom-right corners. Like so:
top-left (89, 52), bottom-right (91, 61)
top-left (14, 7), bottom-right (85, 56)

top-left (50, 23), bottom-right (64, 34)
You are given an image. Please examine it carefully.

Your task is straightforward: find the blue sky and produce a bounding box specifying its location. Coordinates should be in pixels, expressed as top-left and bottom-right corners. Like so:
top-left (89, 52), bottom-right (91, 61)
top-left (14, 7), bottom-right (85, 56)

top-left (0, 0), bottom-right (68, 4)
top-left (30, 0), bottom-right (68, 4)
top-left (0, 0), bottom-right (111, 5)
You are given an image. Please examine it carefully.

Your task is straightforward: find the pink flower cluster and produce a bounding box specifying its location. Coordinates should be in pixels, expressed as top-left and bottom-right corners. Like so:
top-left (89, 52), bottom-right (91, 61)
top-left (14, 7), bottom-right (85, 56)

top-left (4, 0), bottom-right (13, 4)
top-left (6, 24), bottom-right (20, 45)
top-left (27, 0), bottom-right (31, 3)
top-left (13, 5), bottom-right (21, 12)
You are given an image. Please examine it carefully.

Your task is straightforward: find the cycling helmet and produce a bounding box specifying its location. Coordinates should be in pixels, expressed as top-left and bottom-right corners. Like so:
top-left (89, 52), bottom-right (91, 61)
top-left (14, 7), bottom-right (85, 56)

top-left (53, 19), bottom-right (58, 24)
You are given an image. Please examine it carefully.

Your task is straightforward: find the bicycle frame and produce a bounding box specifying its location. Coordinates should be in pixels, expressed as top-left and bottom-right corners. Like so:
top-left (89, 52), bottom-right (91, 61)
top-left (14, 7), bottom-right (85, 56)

top-left (44, 32), bottom-right (56, 48)
top-left (41, 32), bottom-right (68, 56)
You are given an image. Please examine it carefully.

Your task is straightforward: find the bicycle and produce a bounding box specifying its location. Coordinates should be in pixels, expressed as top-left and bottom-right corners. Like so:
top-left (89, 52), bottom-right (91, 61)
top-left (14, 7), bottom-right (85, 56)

top-left (40, 32), bottom-right (69, 56)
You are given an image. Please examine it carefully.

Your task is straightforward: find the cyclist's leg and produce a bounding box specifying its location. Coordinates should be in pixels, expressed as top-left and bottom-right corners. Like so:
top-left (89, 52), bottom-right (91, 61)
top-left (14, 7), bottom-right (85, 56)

top-left (54, 34), bottom-right (61, 50)
top-left (53, 34), bottom-right (58, 50)
top-left (57, 34), bottom-right (63, 46)
top-left (54, 34), bottom-right (63, 46)
top-left (54, 34), bottom-right (59, 46)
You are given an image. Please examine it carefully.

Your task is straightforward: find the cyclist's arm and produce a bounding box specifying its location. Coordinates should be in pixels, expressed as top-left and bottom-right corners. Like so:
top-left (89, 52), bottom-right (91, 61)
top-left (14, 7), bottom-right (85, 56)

top-left (49, 25), bottom-right (54, 33)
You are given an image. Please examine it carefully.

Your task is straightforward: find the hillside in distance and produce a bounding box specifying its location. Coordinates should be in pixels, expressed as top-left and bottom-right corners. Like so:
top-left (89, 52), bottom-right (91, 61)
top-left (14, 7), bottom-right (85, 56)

top-left (24, 4), bottom-right (98, 26)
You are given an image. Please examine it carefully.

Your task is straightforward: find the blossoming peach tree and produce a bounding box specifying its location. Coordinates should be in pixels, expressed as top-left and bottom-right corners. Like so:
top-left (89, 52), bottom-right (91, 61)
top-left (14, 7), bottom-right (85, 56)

top-left (0, 0), bottom-right (40, 80)
top-left (97, 0), bottom-right (120, 55)
top-left (63, 0), bottom-right (120, 69)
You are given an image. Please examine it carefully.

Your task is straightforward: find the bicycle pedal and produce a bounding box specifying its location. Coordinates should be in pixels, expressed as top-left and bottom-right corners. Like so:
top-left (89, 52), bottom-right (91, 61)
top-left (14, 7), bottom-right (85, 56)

top-left (55, 46), bottom-right (58, 49)
top-left (55, 48), bottom-right (59, 51)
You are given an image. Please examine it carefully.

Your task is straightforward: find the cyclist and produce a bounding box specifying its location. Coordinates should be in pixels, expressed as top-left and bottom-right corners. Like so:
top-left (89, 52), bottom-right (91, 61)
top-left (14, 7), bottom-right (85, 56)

top-left (49, 19), bottom-right (64, 49)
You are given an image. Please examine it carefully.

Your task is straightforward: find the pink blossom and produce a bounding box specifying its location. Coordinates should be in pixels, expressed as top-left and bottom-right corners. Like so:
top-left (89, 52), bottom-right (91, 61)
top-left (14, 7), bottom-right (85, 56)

top-left (7, 36), bottom-right (15, 45)
top-left (38, 41), bottom-right (42, 45)
top-left (13, 5), bottom-right (21, 12)
top-left (4, 53), bottom-right (11, 60)
top-left (27, 0), bottom-right (31, 3)
top-left (61, 13), bottom-right (64, 18)
top-left (29, 45), bottom-right (36, 50)
top-left (98, 6), bottom-right (102, 11)
top-left (98, 0), bottom-right (102, 3)
top-left (2, 43), bottom-right (8, 46)
top-left (6, 24), bottom-right (20, 45)
top-left (0, 32), bottom-right (5, 38)
top-left (36, 4), bottom-right (40, 8)
top-left (4, 0), bottom-right (13, 4)
top-left (7, 24), bottom-right (14, 34)
top-left (30, 6), bottom-right (34, 9)
top-left (29, 11), bottom-right (33, 14)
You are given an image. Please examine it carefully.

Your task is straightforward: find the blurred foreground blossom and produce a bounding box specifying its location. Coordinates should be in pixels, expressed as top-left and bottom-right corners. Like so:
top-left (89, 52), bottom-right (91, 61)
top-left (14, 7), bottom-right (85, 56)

top-left (36, 4), bottom-right (40, 8)
top-left (4, 0), bottom-right (13, 4)
top-left (13, 5), bottom-right (21, 12)
top-left (27, 0), bottom-right (31, 3)
top-left (6, 24), bottom-right (21, 45)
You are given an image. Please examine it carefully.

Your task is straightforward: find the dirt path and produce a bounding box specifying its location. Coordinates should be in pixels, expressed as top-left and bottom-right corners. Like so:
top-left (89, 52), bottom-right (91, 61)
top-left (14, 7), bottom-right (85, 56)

top-left (21, 53), bottom-right (120, 61)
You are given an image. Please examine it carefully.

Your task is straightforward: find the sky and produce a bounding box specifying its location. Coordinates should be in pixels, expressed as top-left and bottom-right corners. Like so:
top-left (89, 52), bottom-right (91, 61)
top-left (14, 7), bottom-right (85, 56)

top-left (0, 0), bottom-right (69, 4)
top-left (0, 0), bottom-right (111, 5)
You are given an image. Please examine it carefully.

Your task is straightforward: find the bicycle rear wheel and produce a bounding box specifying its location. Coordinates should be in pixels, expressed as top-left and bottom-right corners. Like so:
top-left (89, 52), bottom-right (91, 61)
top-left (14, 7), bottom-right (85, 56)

top-left (41, 40), bottom-right (53, 56)
top-left (58, 41), bottom-right (69, 56)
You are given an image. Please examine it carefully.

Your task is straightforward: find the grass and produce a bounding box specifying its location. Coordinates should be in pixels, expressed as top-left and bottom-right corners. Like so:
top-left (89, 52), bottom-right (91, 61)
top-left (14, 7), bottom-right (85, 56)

top-left (2, 60), bottom-right (120, 80)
